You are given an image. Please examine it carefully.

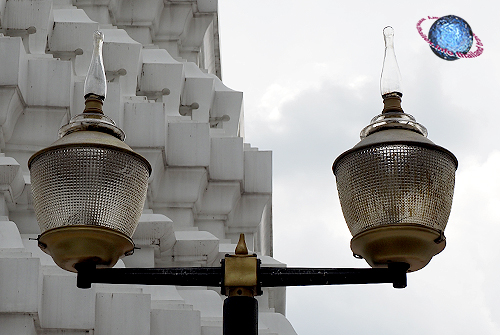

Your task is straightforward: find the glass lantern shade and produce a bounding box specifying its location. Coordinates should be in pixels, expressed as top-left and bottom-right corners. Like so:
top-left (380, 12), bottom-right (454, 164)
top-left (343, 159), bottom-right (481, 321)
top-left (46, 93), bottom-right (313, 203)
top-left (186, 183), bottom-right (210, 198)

top-left (333, 128), bottom-right (457, 272)
top-left (28, 128), bottom-right (151, 272)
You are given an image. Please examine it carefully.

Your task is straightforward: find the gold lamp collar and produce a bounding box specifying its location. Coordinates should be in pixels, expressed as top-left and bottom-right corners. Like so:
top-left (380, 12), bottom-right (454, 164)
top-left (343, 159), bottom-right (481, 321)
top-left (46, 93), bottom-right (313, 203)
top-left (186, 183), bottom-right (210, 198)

top-left (223, 234), bottom-right (259, 297)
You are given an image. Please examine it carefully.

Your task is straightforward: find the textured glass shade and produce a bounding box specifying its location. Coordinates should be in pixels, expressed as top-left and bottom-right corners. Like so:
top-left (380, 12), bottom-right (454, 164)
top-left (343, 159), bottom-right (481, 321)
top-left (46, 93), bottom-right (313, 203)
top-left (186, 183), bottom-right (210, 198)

top-left (333, 128), bottom-right (457, 272)
top-left (30, 146), bottom-right (149, 236)
top-left (334, 144), bottom-right (456, 236)
top-left (29, 130), bottom-right (151, 272)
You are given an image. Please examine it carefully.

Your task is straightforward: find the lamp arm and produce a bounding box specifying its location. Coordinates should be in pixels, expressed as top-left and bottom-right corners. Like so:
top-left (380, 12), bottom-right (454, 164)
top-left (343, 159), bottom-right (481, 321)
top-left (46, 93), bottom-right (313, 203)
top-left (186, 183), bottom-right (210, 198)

top-left (75, 262), bottom-right (409, 290)
top-left (75, 263), bottom-right (223, 289)
top-left (259, 263), bottom-right (409, 289)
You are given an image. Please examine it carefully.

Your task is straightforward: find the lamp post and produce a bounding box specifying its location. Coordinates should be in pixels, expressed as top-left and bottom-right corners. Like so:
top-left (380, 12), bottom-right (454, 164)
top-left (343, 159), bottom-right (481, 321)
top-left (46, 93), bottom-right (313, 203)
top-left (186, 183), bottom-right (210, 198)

top-left (28, 28), bottom-right (457, 335)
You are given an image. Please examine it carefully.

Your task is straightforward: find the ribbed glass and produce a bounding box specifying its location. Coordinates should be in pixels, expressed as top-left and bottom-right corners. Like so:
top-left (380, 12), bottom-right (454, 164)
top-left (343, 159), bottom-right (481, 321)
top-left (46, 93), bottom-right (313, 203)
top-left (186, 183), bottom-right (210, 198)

top-left (334, 144), bottom-right (456, 236)
top-left (29, 146), bottom-right (150, 237)
top-left (360, 112), bottom-right (428, 139)
top-left (380, 26), bottom-right (403, 97)
top-left (84, 30), bottom-right (107, 99)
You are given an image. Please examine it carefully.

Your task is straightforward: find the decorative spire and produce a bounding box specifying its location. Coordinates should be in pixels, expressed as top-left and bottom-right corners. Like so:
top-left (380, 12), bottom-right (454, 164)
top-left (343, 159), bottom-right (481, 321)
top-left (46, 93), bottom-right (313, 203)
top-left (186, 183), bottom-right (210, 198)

top-left (380, 26), bottom-right (403, 113)
top-left (235, 234), bottom-right (249, 255)
top-left (84, 31), bottom-right (107, 102)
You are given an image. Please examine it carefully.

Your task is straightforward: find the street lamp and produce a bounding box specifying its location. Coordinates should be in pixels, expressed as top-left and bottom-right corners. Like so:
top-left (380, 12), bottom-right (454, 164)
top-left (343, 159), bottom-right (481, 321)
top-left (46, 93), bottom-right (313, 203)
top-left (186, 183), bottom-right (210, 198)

top-left (28, 31), bottom-right (152, 272)
top-left (28, 28), bottom-right (456, 335)
top-left (333, 27), bottom-right (458, 272)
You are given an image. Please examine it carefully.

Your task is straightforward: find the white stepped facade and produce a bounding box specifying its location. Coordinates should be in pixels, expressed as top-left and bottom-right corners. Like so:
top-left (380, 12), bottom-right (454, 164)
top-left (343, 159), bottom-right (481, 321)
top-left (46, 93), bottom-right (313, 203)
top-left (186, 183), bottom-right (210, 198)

top-left (0, 0), bottom-right (297, 334)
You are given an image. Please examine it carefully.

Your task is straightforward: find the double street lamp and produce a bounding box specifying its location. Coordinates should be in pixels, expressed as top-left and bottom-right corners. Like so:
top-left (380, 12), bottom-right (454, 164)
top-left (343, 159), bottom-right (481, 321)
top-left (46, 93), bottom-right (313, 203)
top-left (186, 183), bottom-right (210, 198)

top-left (28, 28), bottom-right (457, 335)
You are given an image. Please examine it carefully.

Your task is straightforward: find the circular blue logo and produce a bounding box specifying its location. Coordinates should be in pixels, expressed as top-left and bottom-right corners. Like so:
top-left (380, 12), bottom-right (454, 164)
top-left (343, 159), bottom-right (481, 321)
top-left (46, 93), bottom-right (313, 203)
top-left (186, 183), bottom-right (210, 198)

top-left (428, 15), bottom-right (473, 60)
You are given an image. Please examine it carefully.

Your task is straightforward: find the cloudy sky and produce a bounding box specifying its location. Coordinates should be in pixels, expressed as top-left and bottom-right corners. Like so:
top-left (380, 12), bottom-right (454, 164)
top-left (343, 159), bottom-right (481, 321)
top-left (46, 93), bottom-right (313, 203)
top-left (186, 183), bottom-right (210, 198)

top-left (218, 1), bottom-right (500, 334)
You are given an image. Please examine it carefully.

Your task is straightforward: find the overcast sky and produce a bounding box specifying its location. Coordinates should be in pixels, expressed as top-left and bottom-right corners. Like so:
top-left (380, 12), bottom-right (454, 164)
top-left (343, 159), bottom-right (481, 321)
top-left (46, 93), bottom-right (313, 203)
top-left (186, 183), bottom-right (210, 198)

top-left (218, 1), bottom-right (500, 334)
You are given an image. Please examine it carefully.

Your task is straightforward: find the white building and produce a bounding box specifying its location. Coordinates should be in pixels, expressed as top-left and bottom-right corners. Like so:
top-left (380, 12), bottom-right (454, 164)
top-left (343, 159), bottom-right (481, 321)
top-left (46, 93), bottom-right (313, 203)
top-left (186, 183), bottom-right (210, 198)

top-left (0, 1), bottom-right (297, 334)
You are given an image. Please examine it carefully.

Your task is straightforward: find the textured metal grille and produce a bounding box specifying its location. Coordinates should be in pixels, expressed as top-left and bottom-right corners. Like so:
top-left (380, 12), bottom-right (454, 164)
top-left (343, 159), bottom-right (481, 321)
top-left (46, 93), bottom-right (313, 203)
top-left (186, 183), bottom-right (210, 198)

top-left (334, 144), bottom-right (456, 236)
top-left (30, 146), bottom-right (150, 237)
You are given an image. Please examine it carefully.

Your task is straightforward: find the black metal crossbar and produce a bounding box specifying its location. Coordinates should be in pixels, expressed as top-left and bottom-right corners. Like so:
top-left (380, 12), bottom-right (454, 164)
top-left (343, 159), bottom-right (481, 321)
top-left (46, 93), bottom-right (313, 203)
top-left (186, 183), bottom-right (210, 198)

top-left (76, 262), bottom-right (409, 289)
top-left (76, 264), bottom-right (223, 289)
top-left (76, 262), bottom-right (409, 335)
top-left (259, 263), bottom-right (409, 289)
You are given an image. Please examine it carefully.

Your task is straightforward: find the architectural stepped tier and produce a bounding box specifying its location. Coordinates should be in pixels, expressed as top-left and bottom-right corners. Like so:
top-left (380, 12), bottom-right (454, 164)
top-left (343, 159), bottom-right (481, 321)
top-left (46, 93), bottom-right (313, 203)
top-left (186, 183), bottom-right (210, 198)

top-left (0, 1), bottom-right (296, 334)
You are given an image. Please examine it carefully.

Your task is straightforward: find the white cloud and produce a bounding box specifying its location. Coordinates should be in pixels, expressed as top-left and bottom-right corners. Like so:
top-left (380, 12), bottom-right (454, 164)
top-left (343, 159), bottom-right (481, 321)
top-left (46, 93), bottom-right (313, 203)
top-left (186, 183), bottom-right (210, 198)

top-left (256, 83), bottom-right (299, 124)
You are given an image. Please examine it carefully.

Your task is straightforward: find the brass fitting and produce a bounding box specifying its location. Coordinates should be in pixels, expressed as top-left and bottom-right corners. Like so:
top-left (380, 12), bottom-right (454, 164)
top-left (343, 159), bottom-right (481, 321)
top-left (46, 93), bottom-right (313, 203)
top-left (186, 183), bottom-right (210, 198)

top-left (223, 234), bottom-right (259, 297)
top-left (382, 93), bottom-right (403, 113)
top-left (84, 94), bottom-right (104, 114)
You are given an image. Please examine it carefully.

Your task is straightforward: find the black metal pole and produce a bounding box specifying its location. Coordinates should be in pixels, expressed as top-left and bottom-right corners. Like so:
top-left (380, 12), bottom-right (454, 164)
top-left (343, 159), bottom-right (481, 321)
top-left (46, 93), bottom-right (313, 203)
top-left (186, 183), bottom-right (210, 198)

top-left (223, 296), bottom-right (258, 335)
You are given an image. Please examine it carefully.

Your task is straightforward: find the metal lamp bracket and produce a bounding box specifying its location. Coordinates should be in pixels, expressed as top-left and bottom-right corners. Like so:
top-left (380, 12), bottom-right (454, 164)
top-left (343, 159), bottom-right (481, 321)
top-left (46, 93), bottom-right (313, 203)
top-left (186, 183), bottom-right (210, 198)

top-left (4, 26), bottom-right (36, 37)
top-left (105, 68), bottom-right (127, 82)
top-left (50, 48), bottom-right (84, 61)
top-left (209, 115), bottom-right (230, 128)
top-left (137, 88), bottom-right (170, 101)
top-left (179, 103), bottom-right (199, 117)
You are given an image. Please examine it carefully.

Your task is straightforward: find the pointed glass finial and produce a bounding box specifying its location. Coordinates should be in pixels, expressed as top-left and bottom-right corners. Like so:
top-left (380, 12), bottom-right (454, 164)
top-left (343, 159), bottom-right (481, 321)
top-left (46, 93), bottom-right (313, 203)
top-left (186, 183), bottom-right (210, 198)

top-left (380, 26), bottom-right (403, 99)
top-left (359, 26), bottom-right (428, 138)
top-left (84, 31), bottom-right (107, 100)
